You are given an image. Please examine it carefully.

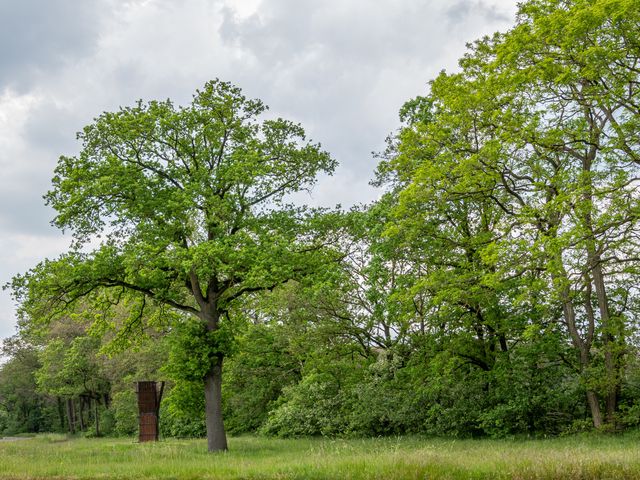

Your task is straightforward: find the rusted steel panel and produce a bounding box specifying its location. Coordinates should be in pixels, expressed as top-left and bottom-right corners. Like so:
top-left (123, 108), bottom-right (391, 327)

top-left (139, 413), bottom-right (158, 442)
top-left (136, 381), bottom-right (164, 442)
top-left (137, 382), bottom-right (157, 413)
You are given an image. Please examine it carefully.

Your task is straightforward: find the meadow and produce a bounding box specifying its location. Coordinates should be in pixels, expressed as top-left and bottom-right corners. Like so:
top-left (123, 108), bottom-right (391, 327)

top-left (1, 433), bottom-right (640, 479)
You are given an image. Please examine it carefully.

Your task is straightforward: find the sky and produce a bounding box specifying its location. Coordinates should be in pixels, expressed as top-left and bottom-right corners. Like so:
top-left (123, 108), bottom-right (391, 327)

top-left (0, 0), bottom-right (518, 341)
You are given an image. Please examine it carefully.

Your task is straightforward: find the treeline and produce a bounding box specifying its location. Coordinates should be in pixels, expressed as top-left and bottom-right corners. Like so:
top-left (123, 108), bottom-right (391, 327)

top-left (2, 0), bottom-right (640, 440)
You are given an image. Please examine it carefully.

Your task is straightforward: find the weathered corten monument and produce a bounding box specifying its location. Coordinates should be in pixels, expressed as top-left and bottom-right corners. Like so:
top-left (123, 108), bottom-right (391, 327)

top-left (136, 381), bottom-right (165, 442)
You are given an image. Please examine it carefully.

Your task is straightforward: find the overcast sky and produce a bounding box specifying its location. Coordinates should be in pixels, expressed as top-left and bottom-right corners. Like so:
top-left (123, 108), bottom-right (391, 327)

top-left (0, 0), bottom-right (518, 341)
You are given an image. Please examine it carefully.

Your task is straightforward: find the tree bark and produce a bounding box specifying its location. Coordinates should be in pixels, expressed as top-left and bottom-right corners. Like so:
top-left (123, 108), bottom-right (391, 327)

top-left (580, 139), bottom-right (620, 427)
top-left (557, 274), bottom-right (603, 428)
top-left (94, 397), bottom-right (100, 437)
top-left (78, 397), bottom-right (85, 431)
top-left (590, 258), bottom-right (619, 424)
top-left (202, 302), bottom-right (228, 452)
top-left (586, 390), bottom-right (603, 428)
top-left (66, 398), bottom-right (76, 434)
top-left (204, 360), bottom-right (227, 452)
top-left (57, 397), bottom-right (65, 431)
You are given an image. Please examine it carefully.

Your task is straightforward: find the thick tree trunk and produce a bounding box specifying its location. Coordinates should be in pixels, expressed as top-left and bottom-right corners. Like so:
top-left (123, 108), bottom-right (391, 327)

top-left (204, 360), bottom-right (227, 452)
top-left (201, 301), bottom-right (228, 452)
top-left (590, 259), bottom-right (619, 425)
top-left (586, 390), bottom-right (603, 429)
top-left (579, 118), bottom-right (621, 427)
top-left (190, 272), bottom-right (228, 452)
top-left (557, 277), bottom-right (603, 428)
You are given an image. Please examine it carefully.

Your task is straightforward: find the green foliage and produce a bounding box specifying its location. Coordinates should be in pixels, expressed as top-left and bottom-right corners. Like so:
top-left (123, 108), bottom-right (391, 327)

top-left (222, 323), bottom-right (302, 434)
top-left (98, 408), bottom-right (116, 437)
top-left (36, 336), bottom-right (110, 400)
top-left (164, 319), bottom-right (237, 382)
top-left (374, 0), bottom-right (640, 433)
top-left (0, 339), bottom-right (61, 435)
top-left (345, 355), bottom-right (426, 436)
top-left (111, 390), bottom-right (138, 436)
top-left (0, 409), bottom-right (7, 433)
top-left (261, 372), bottom-right (349, 437)
top-left (160, 381), bottom-right (206, 438)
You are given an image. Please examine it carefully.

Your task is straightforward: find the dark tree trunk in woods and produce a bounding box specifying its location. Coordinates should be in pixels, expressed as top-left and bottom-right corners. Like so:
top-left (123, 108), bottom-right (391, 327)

top-left (78, 398), bottom-right (85, 431)
top-left (57, 397), bottom-right (65, 431)
top-left (94, 398), bottom-right (100, 437)
top-left (66, 398), bottom-right (75, 434)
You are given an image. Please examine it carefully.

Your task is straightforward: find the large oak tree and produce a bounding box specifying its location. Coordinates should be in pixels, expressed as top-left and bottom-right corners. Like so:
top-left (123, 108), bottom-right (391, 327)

top-left (10, 80), bottom-right (337, 451)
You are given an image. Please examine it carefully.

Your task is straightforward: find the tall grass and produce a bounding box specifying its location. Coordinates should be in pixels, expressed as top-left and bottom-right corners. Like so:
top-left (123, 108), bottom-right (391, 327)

top-left (1, 432), bottom-right (639, 479)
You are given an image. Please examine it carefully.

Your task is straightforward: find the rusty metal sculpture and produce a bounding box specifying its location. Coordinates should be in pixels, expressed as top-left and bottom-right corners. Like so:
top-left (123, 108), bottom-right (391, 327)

top-left (136, 381), bottom-right (165, 442)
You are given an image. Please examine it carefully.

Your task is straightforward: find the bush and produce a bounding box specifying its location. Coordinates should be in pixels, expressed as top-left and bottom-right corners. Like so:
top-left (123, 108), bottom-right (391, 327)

top-left (159, 381), bottom-right (206, 438)
top-left (111, 390), bottom-right (138, 436)
top-left (260, 372), bottom-right (349, 437)
top-left (0, 409), bottom-right (8, 435)
top-left (222, 324), bottom-right (301, 434)
top-left (99, 408), bottom-right (116, 436)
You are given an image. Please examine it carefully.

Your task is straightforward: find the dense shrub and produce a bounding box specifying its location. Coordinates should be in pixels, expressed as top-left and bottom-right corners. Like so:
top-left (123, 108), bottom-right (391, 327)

top-left (260, 372), bottom-right (349, 437)
top-left (159, 381), bottom-right (206, 438)
top-left (111, 390), bottom-right (138, 436)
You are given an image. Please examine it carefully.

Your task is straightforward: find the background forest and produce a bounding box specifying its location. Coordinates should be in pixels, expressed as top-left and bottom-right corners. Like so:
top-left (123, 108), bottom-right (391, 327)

top-left (2, 0), bottom-right (640, 442)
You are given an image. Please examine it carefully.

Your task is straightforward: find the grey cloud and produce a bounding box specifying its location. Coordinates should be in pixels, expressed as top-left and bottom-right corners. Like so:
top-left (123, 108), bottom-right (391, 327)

top-left (446, 0), bottom-right (511, 24)
top-left (23, 100), bottom-right (82, 153)
top-left (4, 99), bottom-right (84, 236)
top-left (221, 1), bottom-right (436, 65)
top-left (0, 167), bottom-right (57, 235)
top-left (218, 0), bottom-right (501, 176)
top-left (0, 0), bottom-right (111, 90)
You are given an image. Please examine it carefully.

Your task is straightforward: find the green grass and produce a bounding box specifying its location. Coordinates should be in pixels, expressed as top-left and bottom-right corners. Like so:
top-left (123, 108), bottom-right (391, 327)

top-left (1, 433), bottom-right (640, 479)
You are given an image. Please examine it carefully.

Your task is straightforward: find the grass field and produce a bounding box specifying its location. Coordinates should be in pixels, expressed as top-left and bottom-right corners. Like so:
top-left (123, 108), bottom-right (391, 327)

top-left (1, 433), bottom-right (639, 479)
